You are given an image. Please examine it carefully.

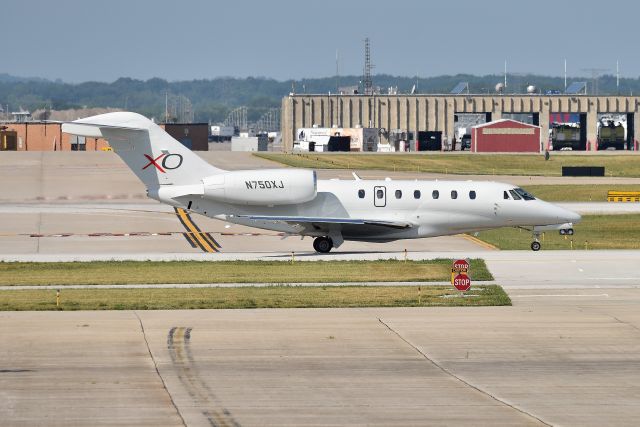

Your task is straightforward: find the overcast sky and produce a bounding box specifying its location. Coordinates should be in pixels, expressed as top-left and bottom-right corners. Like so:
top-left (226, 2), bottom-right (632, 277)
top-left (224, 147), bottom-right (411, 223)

top-left (3, 0), bottom-right (636, 82)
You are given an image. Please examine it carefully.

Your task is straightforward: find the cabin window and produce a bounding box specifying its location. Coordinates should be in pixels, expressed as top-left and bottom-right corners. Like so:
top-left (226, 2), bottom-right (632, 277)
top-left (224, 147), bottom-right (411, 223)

top-left (432, 190), bottom-right (439, 199)
top-left (376, 189), bottom-right (384, 199)
top-left (358, 189), bottom-right (365, 199)
top-left (395, 190), bottom-right (402, 199)
top-left (509, 190), bottom-right (522, 200)
top-left (469, 190), bottom-right (476, 200)
top-left (451, 190), bottom-right (458, 200)
top-left (414, 190), bottom-right (421, 199)
top-left (504, 191), bottom-right (510, 200)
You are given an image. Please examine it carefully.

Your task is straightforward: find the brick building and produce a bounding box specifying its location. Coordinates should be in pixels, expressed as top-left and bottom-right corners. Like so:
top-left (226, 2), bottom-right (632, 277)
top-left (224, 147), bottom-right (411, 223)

top-left (0, 122), bottom-right (209, 151)
top-left (0, 122), bottom-right (109, 151)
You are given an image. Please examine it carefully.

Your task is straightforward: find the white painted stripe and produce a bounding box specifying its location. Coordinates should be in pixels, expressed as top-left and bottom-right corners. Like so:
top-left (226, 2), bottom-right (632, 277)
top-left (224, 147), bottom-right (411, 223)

top-left (512, 294), bottom-right (609, 298)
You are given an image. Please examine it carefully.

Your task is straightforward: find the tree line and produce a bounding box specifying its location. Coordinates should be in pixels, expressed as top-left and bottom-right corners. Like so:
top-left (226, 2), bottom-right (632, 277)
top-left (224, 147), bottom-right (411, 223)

top-left (1, 73), bottom-right (639, 123)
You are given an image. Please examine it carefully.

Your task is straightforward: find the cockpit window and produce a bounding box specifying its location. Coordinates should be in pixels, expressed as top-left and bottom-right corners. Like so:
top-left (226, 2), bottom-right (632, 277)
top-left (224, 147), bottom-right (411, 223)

top-left (509, 190), bottom-right (522, 200)
top-left (503, 191), bottom-right (510, 200)
top-left (514, 188), bottom-right (536, 200)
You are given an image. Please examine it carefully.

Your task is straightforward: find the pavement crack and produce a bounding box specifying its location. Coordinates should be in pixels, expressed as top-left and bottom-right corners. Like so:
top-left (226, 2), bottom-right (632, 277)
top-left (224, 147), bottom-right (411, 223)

top-left (610, 315), bottom-right (640, 333)
top-left (377, 317), bottom-right (552, 427)
top-left (134, 311), bottom-right (187, 427)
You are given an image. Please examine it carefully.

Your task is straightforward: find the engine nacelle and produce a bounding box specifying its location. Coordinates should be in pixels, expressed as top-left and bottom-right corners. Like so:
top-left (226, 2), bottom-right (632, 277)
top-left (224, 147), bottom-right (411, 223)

top-left (202, 169), bottom-right (317, 205)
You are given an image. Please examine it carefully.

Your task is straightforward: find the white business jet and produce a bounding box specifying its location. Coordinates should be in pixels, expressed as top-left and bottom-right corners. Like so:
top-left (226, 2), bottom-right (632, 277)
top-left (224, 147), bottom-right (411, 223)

top-left (62, 112), bottom-right (580, 253)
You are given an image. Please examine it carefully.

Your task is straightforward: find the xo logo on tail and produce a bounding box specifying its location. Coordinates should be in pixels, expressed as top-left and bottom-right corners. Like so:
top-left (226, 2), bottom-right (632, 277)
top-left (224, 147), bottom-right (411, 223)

top-left (142, 152), bottom-right (183, 173)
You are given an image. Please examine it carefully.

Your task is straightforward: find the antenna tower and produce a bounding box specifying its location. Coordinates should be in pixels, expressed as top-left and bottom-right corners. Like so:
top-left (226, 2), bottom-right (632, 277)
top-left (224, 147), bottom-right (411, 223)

top-left (581, 68), bottom-right (608, 95)
top-left (363, 38), bottom-right (373, 95)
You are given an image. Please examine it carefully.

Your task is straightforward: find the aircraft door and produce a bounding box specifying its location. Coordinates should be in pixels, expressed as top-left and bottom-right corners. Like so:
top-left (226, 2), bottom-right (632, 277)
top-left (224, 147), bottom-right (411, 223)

top-left (374, 186), bottom-right (386, 207)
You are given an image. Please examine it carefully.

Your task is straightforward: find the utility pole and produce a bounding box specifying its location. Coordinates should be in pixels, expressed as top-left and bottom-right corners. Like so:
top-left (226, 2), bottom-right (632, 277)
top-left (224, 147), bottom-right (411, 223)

top-left (164, 92), bottom-right (169, 123)
top-left (335, 49), bottom-right (339, 94)
top-left (504, 60), bottom-right (507, 90)
top-left (616, 60), bottom-right (620, 95)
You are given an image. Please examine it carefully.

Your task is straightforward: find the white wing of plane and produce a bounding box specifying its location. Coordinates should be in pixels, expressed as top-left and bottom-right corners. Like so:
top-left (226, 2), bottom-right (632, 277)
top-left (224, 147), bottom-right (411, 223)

top-left (233, 215), bottom-right (413, 229)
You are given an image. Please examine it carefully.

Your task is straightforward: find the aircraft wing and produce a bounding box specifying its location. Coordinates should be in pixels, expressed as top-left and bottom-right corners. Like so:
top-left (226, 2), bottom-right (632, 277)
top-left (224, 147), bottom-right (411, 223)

top-left (233, 215), bottom-right (413, 229)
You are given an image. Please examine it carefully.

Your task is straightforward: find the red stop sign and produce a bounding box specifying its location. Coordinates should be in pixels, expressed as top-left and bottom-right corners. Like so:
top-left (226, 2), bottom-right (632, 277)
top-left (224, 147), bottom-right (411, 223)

top-left (453, 273), bottom-right (471, 292)
top-left (453, 259), bottom-right (469, 272)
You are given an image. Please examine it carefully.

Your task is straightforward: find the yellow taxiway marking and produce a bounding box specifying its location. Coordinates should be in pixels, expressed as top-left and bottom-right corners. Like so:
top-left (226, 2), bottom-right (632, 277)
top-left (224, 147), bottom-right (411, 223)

top-left (174, 208), bottom-right (220, 253)
top-left (458, 234), bottom-right (498, 250)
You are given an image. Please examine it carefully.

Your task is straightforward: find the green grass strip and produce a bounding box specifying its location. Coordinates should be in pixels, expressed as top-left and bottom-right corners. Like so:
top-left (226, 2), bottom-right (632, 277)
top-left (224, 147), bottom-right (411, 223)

top-left (0, 285), bottom-right (510, 311)
top-left (0, 259), bottom-right (492, 286)
top-left (256, 153), bottom-right (640, 177)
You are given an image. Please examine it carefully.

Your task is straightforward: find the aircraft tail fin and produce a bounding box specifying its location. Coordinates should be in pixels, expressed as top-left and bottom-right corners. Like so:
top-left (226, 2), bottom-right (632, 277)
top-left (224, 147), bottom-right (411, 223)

top-left (62, 112), bottom-right (223, 188)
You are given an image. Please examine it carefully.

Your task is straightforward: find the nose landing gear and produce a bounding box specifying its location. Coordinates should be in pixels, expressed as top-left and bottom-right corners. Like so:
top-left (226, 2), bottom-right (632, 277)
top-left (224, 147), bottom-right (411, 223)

top-left (313, 236), bottom-right (334, 253)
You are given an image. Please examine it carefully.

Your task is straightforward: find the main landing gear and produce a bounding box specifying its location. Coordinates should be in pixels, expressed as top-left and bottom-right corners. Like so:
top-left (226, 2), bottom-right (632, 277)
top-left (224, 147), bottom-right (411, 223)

top-left (313, 236), bottom-right (334, 253)
top-left (531, 231), bottom-right (541, 251)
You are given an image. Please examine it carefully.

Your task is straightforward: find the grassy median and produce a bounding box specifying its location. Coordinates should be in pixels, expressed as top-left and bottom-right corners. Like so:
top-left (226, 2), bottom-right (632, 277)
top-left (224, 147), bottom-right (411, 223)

top-left (0, 259), bottom-right (492, 286)
top-left (0, 285), bottom-right (510, 311)
top-left (474, 213), bottom-right (640, 250)
top-left (256, 153), bottom-right (640, 177)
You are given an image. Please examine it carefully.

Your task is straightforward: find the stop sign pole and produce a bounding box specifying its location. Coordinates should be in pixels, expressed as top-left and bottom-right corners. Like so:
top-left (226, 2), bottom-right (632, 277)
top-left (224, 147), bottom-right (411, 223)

top-left (451, 259), bottom-right (471, 293)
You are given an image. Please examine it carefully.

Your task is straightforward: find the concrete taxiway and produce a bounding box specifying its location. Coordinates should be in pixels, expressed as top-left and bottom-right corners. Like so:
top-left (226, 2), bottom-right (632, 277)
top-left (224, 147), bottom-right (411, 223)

top-left (2, 291), bottom-right (640, 426)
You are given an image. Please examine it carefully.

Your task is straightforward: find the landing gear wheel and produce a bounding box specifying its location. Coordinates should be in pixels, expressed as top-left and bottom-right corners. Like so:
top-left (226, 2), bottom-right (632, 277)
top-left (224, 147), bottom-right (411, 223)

top-left (313, 237), bottom-right (333, 253)
top-left (567, 228), bottom-right (574, 235)
top-left (531, 241), bottom-right (541, 251)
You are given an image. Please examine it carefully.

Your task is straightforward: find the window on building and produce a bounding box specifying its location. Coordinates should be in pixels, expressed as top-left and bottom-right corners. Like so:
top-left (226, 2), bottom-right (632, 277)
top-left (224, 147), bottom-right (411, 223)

top-left (451, 190), bottom-right (458, 199)
top-left (358, 189), bottom-right (365, 199)
top-left (432, 190), bottom-right (439, 199)
top-left (414, 190), bottom-right (421, 199)
top-left (395, 190), bottom-right (402, 199)
top-left (469, 190), bottom-right (476, 200)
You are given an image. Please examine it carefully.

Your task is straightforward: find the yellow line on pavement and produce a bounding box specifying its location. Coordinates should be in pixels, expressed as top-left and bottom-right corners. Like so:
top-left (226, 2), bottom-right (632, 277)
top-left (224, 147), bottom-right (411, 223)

top-left (459, 234), bottom-right (498, 250)
top-left (175, 208), bottom-right (217, 253)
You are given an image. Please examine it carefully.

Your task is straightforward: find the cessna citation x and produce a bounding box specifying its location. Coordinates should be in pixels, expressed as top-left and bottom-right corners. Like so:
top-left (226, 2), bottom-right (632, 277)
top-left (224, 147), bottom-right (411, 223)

top-left (62, 112), bottom-right (581, 253)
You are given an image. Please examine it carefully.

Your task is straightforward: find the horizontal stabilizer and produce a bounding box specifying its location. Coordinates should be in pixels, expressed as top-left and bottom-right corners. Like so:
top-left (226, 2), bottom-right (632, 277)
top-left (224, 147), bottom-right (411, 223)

top-left (61, 122), bottom-right (145, 138)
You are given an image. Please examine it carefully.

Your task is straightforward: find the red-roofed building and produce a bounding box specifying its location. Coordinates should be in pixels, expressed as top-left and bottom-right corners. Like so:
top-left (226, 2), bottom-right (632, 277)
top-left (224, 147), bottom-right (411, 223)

top-left (471, 119), bottom-right (541, 153)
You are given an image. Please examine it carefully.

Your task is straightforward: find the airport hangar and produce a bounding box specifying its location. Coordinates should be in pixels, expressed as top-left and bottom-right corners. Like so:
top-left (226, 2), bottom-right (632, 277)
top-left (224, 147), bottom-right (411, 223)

top-left (281, 94), bottom-right (640, 152)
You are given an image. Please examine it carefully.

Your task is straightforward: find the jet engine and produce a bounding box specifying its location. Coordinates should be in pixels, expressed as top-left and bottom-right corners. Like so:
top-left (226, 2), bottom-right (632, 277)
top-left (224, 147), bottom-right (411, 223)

top-left (202, 169), bottom-right (317, 205)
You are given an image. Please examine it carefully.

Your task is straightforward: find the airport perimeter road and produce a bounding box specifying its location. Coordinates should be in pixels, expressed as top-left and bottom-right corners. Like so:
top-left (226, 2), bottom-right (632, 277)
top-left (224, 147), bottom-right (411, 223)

top-left (3, 292), bottom-right (640, 426)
